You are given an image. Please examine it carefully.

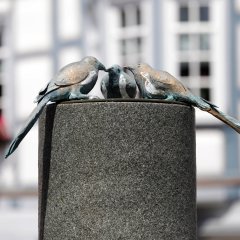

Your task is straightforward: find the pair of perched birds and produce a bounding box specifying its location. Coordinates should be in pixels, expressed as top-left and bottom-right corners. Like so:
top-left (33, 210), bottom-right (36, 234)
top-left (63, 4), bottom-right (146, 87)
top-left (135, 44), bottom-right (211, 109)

top-left (5, 56), bottom-right (240, 158)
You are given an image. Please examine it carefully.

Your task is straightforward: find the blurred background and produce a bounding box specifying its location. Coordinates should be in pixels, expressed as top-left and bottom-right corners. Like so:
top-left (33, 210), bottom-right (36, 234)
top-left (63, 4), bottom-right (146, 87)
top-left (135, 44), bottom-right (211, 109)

top-left (0, 0), bottom-right (239, 239)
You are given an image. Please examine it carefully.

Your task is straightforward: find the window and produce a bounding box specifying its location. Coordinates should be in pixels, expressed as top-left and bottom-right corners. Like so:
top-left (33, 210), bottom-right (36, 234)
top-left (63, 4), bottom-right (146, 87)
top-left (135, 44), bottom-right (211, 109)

top-left (200, 6), bottom-right (209, 21)
top-left (199, 34), bottom-right (210, 50)
top-left (116, 3), bottom-right (145, 65)
top-left (121, 37), bottom-right (142, 56)
top-left (179, 5), bottom-right (189, 22)
top-left (0, 30), bottom-right (2, 48)
top-left (120, 4), bottom-right (141, 27)
top-left (179, 34), bottom-right (190, 51)
top-left (177, 1), bottom-right (212, 101)
top-left (180, 62), bottom-right (190, 76)
top-left (120, 38), bottom-right (143, 65)
top-left (179, 2), bottom-right (210, 22)
top-left (179, 33), bottom-right (210, 51)
top-left (120, 9), bottom-right (126, 27)
top-left (200, 62), bottom-right (210, 76)
top-left (200, 88), bottom-right (210, 101)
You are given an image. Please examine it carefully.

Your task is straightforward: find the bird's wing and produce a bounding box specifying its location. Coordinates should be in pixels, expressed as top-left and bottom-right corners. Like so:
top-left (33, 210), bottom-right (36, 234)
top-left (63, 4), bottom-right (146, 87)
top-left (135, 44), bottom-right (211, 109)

top-left (153, 71), bottom-right (189, 93)
top-left (34, 82), bottom-right (60, 104)
top-left (101, 74), bottom-right (109, 88)
top-left (37, 81), bottom-right (50, 96)
top-left (101, 74), bottom-right (109, 99)
top-left (123, 72), bottom-right (137, 98)
top-left (118, 74), bottom-right (129, 98)
top-left (140, 71), bottom-right (163, 90)
top-left (139, 71), bottom-right (163, 96)
top-left (140, 71), bottom-right (150, 82)
top-left (55, 64), bottom-right (90, 86)
top-left (123, 71), bottom-right (135, 87)
top-left (34, 80), bottom-right (52, 103)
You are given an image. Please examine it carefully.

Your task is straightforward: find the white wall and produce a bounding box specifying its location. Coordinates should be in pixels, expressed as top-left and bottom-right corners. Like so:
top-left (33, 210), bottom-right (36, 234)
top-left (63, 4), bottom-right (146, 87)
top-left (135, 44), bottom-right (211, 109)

top-left (13, 0), bottom-right (51, 53)
top-left (58, 0), bottom-right (81, 41)
top-left (162, 0), bottom-right (227, 177)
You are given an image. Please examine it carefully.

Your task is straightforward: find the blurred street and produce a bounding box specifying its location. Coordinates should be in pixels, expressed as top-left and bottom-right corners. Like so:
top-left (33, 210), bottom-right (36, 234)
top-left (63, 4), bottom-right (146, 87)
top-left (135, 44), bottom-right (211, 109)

top-left (0, 197), bottom-right (37, 240)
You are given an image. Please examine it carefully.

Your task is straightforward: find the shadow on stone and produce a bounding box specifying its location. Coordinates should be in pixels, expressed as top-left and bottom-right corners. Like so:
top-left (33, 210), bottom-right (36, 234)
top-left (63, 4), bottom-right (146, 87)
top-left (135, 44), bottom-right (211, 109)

top-left (38, 103), bottom-right (57, 240)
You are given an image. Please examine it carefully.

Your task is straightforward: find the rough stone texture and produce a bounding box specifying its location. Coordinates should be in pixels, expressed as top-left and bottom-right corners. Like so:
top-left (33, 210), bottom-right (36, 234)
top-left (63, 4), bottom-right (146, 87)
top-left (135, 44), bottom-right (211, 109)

top-left (38, 101), bottom-right (196, 240)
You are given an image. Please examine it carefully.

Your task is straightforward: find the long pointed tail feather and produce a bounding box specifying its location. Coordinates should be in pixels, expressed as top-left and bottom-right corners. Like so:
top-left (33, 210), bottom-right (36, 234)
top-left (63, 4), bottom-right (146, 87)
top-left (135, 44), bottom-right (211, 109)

top-left (208, 108), bottom-right (240, 134)
top-left (183, 94), bottom-right (240, 134)
top-left (200, 97), bottom-right (218, 108)
top-left (5, 96), bottom-right (50, 158)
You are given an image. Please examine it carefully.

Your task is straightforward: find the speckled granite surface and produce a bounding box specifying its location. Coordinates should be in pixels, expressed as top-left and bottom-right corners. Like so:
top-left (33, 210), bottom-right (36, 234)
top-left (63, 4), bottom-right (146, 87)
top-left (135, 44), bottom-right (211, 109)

top-left (39, 101), bottom-right (196, 240)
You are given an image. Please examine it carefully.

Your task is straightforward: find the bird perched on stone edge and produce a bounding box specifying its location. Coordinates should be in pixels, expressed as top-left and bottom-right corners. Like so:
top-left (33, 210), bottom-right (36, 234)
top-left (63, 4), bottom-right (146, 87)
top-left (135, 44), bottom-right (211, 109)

top-left (5, 56), bottom-right (106, 158)
top-left (124, 63), bottom-right (240, 134)
top-left (101, 64), bottom-right (138, 99)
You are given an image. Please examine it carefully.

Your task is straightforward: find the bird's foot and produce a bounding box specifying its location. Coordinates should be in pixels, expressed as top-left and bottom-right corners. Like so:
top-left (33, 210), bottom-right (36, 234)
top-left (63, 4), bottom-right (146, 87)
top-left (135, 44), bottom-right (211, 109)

top-left (88, 95), bottom-right (100, 100)
top-left (69, 93), bottom-right (100, 100)
top-left (163, 95), bottom-right (175, 101)
top-left (69, 93), bottom-right (89, 100)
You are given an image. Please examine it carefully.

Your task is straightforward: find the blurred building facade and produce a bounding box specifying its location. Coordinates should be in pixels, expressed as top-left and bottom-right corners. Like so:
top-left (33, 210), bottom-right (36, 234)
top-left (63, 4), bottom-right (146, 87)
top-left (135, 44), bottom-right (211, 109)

top-left (0, 0), bottom-right (239, 239)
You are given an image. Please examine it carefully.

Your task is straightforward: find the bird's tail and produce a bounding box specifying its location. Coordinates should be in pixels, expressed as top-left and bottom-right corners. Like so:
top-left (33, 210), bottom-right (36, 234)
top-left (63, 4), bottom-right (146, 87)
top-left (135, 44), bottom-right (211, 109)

top-left (188, 94), bottom-right (240, 133)
top-left (5, 95), bottom-right (50, 158)
top-left (208, 107), bottom-right (240, 134)
top-left (189, 95), bottom-right (218, 110)
top-left (197, 96), bottom-right (240, 133)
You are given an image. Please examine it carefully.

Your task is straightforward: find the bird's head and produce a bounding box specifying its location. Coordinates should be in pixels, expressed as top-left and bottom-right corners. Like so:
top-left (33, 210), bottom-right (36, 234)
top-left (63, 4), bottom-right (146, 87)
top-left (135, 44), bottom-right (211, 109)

top-left (124, 63), bottom-right (150, 73)
top-left (123, 64), bottom-right (146, 98)
top-left (106, 64), bottom-right (122, 75)
top-left (82, 56), bottom-right (106, 71)
top-left (123, 65), bottom-right (136, 73)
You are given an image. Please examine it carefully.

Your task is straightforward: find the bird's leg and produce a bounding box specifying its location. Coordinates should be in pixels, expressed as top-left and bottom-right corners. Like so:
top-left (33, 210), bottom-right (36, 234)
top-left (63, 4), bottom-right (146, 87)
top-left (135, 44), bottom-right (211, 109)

top-left (69, 91), bottom-right (100, 100)
top-left (69, 92), bottom-right (90, 100)
top-left (88, 95), bottom-right (100, 99)
top-left (67, 83), bottom-right (90, 100)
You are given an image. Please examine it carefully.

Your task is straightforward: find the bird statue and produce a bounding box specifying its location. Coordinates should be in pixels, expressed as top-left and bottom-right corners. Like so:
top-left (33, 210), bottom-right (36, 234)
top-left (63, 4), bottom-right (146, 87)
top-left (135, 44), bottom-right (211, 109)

top-left (101, 64), bottom-right (138, 99)
top-left (5, 56), bottom-right (106, 158)
top-left (124, 63), bottom-right (240, 134)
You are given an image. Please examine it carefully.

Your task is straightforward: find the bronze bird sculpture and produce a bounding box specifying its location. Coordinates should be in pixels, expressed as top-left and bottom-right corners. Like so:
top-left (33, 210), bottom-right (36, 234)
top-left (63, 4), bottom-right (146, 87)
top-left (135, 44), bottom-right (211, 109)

top-left (124, 63), bottom-right (240, 134)
top-left (101, 64), bottom-right (137, 99)
top-left (5, 56), bottom-right (106, 158)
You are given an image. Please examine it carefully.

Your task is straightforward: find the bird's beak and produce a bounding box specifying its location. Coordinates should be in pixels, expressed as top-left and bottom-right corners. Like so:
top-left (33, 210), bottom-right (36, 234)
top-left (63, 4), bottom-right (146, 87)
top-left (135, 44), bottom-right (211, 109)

top-left (99, 63), bottom-right (107, 71)
top-left (123, 66), bottom-right (134, 72)
top-left (106, 67), bottom-right (113, 72)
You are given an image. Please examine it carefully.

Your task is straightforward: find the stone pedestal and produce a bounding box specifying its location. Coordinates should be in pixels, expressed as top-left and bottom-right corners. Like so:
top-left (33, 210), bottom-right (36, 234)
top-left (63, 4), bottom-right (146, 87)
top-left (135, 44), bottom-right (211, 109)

top-left (39, 101), bottom-right (196, 240)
